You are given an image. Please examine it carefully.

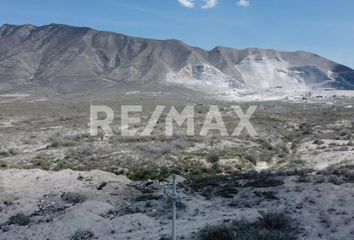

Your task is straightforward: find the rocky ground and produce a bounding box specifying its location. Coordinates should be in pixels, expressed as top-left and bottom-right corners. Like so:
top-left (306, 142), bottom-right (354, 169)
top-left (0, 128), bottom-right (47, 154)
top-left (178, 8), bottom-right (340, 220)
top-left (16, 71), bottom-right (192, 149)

top-left (1, 168), bottom-right (354, 240)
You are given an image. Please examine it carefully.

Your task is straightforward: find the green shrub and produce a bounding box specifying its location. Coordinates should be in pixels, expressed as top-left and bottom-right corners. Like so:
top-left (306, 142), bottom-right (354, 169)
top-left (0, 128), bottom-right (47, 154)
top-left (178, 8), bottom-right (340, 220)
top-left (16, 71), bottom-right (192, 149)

top-left (0, 149), bottom-right (16, 158)
top-left (197, 224), bottom-right (235, 240)
top-left (207, 151), bottom-right (220, 163)
top-left (282, 133), bottom-right (295, 143)
top-left (32, 153), bottom-right (53, 170)
top-left (49, 137), bottom-right (78, 148)
top-left (9, 213), bottom-right (31, 226)
top-left (313, 139), bottom-right (325, 145)
top-left (70, 230), bottom-right (95, 240)
top-left (53, 160), bottom-right (83, 171)
top-left (243, 178), bottom-right (284, 188)
top-left (0, 160), bottom-right (7, 168)
top-left (0, 150), bottom-right (10, 158)
top-left (196, 211), bottom-right (296, 240)
top-left (260, 211), bottom-right (290, 230)
top-left (128, 165), bottom-right (174, 181)
top-left (244, 153), bottom-right (257, 165)
top-left (215, 186), bottom-right (239, 198)
top-left (34, 159), bottom-right (51, 170)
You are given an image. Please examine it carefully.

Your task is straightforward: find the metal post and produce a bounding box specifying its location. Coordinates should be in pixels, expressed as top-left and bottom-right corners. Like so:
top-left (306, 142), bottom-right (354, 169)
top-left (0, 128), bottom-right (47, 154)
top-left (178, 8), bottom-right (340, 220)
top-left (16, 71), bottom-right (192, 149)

top-left (172, 174), bottom-right (176, 240)
top-left (164, 174), bottom-right (179, 240)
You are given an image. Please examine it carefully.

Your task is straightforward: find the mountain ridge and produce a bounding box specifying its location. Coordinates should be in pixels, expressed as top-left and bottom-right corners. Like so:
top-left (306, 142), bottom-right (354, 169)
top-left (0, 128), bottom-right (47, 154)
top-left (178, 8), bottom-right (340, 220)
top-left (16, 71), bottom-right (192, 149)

top-left (1, 23), bottom-right (354, 98)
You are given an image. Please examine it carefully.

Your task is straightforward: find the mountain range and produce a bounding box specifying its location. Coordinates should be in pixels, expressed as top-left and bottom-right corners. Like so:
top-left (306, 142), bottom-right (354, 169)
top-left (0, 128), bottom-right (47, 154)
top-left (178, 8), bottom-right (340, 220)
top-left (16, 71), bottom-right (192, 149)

top-left (1, 23), bottom-right (354, 99)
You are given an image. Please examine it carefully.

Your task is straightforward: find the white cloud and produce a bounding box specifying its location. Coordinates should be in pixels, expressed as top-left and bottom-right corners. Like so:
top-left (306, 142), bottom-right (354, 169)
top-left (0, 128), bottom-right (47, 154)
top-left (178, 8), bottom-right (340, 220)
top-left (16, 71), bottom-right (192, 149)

top-left (238, 0), bottom-right (250, 7)
top-left (202, 0), bottom-right (218, 9)
top-left (178, 0), bottom-right (195, 8)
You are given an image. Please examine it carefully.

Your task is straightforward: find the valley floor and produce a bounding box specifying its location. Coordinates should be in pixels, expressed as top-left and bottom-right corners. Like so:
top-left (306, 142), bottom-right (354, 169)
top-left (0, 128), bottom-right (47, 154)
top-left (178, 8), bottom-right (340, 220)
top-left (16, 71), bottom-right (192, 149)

top-left (1, 95), bottom-right (354, 239)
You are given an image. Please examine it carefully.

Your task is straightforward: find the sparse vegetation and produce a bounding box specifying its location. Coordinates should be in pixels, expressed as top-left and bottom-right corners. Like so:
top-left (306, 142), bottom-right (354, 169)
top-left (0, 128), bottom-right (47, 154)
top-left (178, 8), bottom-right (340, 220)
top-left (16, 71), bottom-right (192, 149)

top-left (196, 211), bottom-right (296, 240)
top-left (0, 160), bottom-right (7, 168)
top-left (70, 230), bottom-right (95, 240)
top-left (1, 98), bottom-right (354, 239)
top-left (206, 151), bottom-right (220, 163)
top-left (9, 213), bottom-right (31, 226)
top-left (33, 153), bottom-right (52, 170)
top-left (49, 136), bottom-right (78, 148)
top-left (0, 149), bottom-right (16, 158)
top-left (197, 224), bottom-right (235, 240)
top-left (53, 159), bottom-right (84, 171)
top-left (244, 177), bottom-right (284, 188)
top-left (128, 165), bottom-right (172, 181)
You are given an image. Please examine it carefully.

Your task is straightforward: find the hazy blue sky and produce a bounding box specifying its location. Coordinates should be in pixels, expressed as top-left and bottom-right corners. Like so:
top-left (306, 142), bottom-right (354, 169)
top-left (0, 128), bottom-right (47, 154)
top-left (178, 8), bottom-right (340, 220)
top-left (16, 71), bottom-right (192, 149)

top-left (1, 0), bottom-right (354, 68)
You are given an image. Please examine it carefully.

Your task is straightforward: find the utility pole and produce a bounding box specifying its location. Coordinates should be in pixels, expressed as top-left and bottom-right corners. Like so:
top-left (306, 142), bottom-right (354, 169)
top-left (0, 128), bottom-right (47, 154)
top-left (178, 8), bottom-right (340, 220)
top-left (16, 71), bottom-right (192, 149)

top-left (164, 174), bottom-right (179, 240)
